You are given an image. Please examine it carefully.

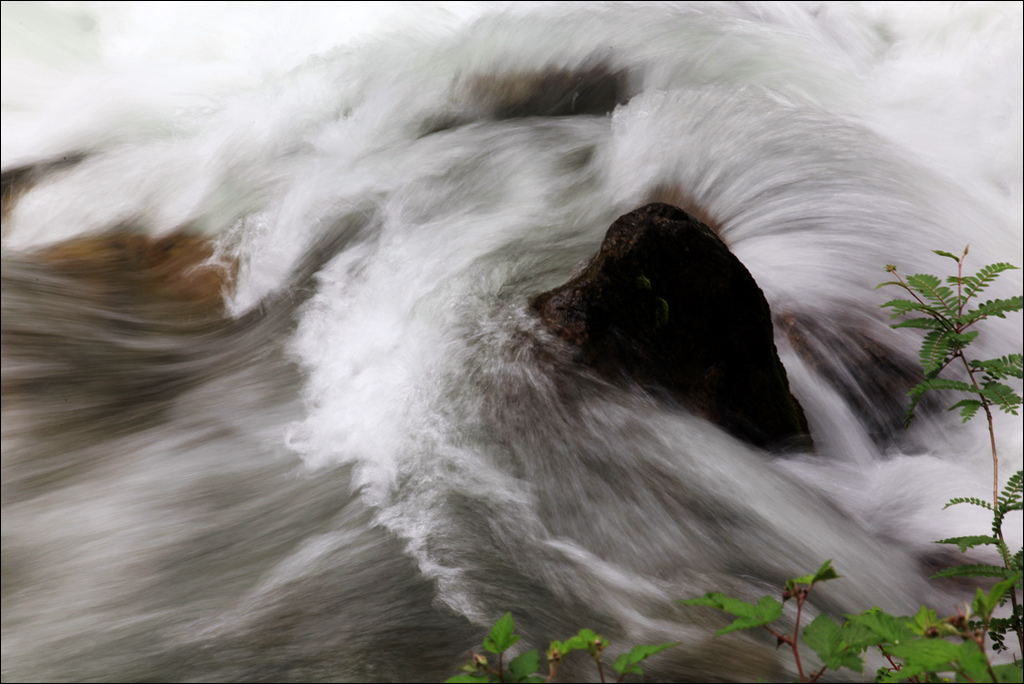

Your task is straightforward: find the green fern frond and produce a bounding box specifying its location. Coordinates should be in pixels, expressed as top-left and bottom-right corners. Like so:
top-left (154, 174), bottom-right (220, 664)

top-left (918, 331), bottom-right (953, 375)
top-left (976, 296), bottom-right (1024, 319)
top-left (955, 307), bottom-right (990, 327)
top-left (948, 398), bottom-right (982, 422)
top-left (933, 250), bottom-right (962, 262)
top-left (972, 355), bottom-right (1024, 381)
top-left (881, 298), bottom-right (938, 320)
top-left (935, 535), bottom-right (1000, 552)
top-left (1000, 470), bottom-right (1023, 503)
top-left (963, 263), bottom-right (1021, 300)
top-left (931, 563), bottom-right (1014, 580)
top-left (996, 540), bottom-right (1014, 566)
top-left (890, 317), bottom-right (946, 330)
top-left (992, 499), bottom-right (1022, 538)
top-left (916, 378), bottom-right (975, 394)
top-left (979, 382), bottom-right (1022, 414)
top-left (944, 496), bottom-right (993, 511)
top-left (948, 330), bottom-right (980, 346)
top-left (906, 274), bottom-right (956, 313)
top-left (953, 273), bottom-right (977, 288)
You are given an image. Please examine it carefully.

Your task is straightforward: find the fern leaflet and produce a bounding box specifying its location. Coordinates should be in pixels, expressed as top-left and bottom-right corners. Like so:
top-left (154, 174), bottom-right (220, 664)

top-left (931, 564), bottom-right (1014, 580)
top-left (963, 263), bottom-right (1020, 301)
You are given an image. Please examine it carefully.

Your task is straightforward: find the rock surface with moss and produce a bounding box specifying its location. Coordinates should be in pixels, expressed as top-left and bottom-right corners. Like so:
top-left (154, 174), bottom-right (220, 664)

top-left (530, 202), bottom-right (810, 449)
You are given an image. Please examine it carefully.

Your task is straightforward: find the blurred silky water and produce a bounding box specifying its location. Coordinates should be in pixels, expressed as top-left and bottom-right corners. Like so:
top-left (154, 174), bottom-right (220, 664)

top-left (2, 3), bottom-right (1021, 681)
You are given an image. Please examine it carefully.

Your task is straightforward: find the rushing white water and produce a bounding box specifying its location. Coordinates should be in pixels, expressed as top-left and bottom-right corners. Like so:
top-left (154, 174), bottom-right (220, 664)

top-left (2, 2), bottom-right (1021, 681)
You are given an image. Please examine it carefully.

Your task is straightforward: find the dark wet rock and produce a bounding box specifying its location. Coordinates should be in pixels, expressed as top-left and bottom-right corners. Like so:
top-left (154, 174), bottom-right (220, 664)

top-left (776, 311), bottom-right (929, 449)
top-left (530, 202), bottom-right (811, 450)
top-left (644, 183), bottom-right (727, 244)
top-left (421, 63), bottom-right (632, 135)
top-left (466, 63), bottom-right (631, 118)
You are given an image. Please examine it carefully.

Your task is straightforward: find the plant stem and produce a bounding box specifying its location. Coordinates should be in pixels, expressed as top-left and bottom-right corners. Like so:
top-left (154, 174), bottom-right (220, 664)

top-left (791, 592), bottom-right (808, 683)
top-left (807, 665), bottom-right (827, 683)
top-left (957, 352), bottom-right (999, 508)
top-left (956, 338), bottom-right (1024, 657)
top-left (879, 646), bottom-right (918, 683)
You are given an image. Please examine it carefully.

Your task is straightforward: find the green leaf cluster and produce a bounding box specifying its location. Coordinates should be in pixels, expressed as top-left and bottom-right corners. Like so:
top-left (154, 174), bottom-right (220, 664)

top-left (447, 612), bottom-right (678, 683)
top-left (681, 565), bottom-right (1024, 683)
top-left (878, 248), bottom-right (1022, 425)
top-left (938, 470), bottom-right (1022, 576)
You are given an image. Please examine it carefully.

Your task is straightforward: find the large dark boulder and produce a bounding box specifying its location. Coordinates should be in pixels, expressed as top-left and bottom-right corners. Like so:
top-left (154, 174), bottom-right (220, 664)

top-left (530, 203), bottom-right (811, 449)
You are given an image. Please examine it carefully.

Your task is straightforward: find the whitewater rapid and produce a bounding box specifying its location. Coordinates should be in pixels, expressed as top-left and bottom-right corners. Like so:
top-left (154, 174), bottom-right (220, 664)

top-left (2, 3), bottom-right (1021, 681)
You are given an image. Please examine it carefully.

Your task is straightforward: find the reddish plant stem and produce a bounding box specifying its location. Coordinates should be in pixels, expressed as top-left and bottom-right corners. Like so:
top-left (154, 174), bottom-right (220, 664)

top-left (765, 590), bottom-right (810, 682)
top-left (791, 593), bottom-right (808, 682)
top-left (879, 646), bottom-right (918, 684)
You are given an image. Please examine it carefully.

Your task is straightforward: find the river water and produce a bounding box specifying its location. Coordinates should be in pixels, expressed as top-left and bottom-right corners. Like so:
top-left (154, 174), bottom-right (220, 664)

top-left (2, 2), bottom-right (1021, 681)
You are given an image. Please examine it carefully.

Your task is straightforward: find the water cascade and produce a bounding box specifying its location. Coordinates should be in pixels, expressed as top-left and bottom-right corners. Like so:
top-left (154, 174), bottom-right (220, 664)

top-left (2, 3), bottom-right (1021, 681)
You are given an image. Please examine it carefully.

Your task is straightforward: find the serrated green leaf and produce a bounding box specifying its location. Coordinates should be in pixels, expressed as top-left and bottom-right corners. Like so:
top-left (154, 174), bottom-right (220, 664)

top-left (561, 628), bottom-right (606, 658)
top-left (952, 639), bottom-right (993, 684)
top-left (802, 614), bottom-right (863, 672)
top-left (935, 535), bottom-right (1000, 552)
top-left (911, 605), bottom-right (938, 633)
top-left (844, 609), bottom-right (916, 647)
top-left (508, 650), bottom-right (541, 682)
top-left (679, 593), bottom-right (783, 636)
top-left (886, 636), bottom-right (962, 673)
top-left (976, 573), bottom-right (1024, 621)
top-left (786, 560), bottom-right (841, 592)
top-left (484, 613), bottom-right (520, 654)
top-left (992, 662), bottom-right (1024, 683)
top-left (611, 642), bottom-right (680, 676)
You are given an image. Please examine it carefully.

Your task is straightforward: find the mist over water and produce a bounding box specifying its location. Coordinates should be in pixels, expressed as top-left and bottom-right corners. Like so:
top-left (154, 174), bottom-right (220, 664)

top-left (2, 3), bottom-right (1022, 681)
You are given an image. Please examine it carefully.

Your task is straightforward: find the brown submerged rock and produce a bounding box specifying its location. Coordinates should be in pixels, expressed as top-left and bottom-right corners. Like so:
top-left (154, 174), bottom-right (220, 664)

top-left (421, 62), bottom-right (632, 135)
top-left (465, 63), bottom-right (631, 119)
top-left (776, 310), bottom-right (928, 449)
top-left (31, 226), bottom-right (234, 317)
top-left (530, 203), bottom-right (811, 450)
